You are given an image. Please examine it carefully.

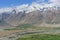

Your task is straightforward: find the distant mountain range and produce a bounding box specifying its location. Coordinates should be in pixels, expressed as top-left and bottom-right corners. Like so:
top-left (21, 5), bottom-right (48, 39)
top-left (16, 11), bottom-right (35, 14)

top-left (0, 6), bottom-right (60, 28)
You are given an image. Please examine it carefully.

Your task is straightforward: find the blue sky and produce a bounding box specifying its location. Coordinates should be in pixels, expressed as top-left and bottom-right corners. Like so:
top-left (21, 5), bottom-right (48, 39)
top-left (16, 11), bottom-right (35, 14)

top-left (0, 0), bottom-right (36, 8)
top-left (0, 0), bottom-right (60, 13)
top-left (0, 0), bottom-right (60, 8)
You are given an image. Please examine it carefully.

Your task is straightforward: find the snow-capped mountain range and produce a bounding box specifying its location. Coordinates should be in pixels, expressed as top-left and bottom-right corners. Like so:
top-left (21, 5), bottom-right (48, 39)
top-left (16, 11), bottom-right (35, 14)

top-left (0, 3), bottom-right (60, 14)
top-left (0, 0), bottom-right (60, 28)
top-left (0, 0), bottom-right (60, 14)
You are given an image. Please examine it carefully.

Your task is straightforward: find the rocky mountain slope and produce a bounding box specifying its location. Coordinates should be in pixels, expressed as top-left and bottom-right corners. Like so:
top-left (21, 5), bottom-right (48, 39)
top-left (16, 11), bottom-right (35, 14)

top-left (0, 6), bottom-right (60, 28)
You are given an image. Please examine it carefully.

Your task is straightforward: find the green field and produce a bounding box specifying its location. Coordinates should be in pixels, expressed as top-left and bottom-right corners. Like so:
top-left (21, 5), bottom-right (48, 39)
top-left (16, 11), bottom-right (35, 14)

top-left (4, 24), bottom-right (51, 30)
top-left (4, 24), bottom-right (33, 30)
top-left (16, 34), bottom-right (60, 40)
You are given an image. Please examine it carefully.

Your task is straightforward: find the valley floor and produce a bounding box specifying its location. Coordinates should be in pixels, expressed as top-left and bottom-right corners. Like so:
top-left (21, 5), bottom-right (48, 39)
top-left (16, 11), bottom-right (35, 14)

top-left (0, 26), bottom-right (60, 40)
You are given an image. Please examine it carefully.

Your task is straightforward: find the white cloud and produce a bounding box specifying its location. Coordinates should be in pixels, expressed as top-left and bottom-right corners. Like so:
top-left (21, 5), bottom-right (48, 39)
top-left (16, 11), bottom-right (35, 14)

top-left (0, 0), bottom-right (60, 14)
top-left (49, 0), bottom-right (59, 3)
top-left (35, 0), bottom-right (60, 7)
top-left (0, 7), bottom-right (13, 13)
top-left (16, 4), bottom-right (28, 10)
top-left (36, 0), bottom-right (45, 3)
top-left (0, 4), bottom-right (29, 13)
top-left (49, 0), bottom-right (60, 6)
top-left (15, 4), bottom-right (29, 12)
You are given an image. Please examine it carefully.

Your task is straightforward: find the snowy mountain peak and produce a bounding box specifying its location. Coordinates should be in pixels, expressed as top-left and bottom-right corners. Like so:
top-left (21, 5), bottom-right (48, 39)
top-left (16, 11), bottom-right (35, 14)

top-left (0, 3), bottom-right (60, 14)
